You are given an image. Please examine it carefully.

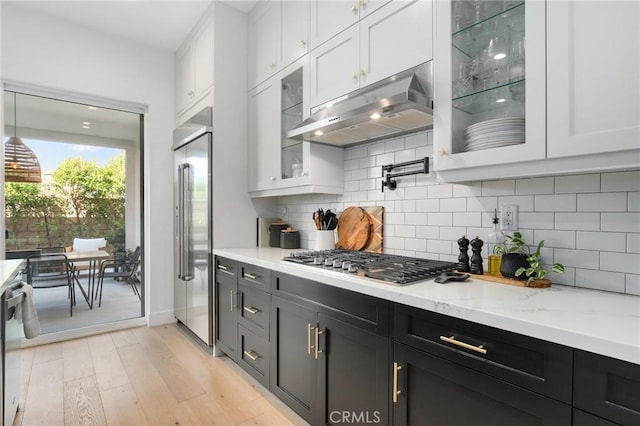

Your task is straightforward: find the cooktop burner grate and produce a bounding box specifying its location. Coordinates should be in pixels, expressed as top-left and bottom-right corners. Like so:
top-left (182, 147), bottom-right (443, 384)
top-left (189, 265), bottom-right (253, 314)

top-left (282, 249), bottom-right (457, 285)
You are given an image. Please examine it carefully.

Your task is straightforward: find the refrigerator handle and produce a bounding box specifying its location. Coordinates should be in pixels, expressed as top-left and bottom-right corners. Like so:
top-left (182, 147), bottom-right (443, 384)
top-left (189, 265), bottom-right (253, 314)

top-left (177, 163), bottom-right (184, 279)
top-left (183, 163), bottom-right (194, 281)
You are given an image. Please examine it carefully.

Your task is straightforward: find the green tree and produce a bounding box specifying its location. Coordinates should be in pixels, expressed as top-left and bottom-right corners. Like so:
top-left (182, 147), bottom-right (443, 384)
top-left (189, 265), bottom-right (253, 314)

top-left (4, 182), bottom-right (65, 247)
top-left (51, 154), bottom-right (126, 246)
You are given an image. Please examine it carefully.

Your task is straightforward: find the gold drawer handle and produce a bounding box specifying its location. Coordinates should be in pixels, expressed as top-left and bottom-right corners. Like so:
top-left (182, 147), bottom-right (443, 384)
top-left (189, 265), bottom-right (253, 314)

top-left (217, 264), bottom-right (228, 270)
top-left (315, 327), bottom-right (323, 359)
top-left (307, 323), bottom-right (315, 355)
top-left (243, 350), bottom-right (260, 361)
top-left (243, 306), bottom-right (259, 315)
top-left (244, 272), bottom-right (259, 280)
top-left (392, 362), bottom-right (402, 403)
top-left (440, 335), bottom-right (487, 355)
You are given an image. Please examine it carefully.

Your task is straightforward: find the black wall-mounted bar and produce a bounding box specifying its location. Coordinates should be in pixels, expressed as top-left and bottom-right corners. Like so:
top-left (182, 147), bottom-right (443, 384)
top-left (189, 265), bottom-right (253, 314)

top-left (381, 157), bottom-right (429, 192)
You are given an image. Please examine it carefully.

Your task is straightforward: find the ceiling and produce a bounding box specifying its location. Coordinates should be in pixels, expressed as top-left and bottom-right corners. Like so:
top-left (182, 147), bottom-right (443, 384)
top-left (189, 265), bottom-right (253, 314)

top-left (5, 0), bottom-right (258, 51)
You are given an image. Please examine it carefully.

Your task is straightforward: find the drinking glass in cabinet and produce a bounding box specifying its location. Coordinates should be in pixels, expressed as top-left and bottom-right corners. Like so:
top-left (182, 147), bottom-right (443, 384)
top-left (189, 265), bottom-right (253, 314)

top-left (450, 0), bottom-right (527, 154)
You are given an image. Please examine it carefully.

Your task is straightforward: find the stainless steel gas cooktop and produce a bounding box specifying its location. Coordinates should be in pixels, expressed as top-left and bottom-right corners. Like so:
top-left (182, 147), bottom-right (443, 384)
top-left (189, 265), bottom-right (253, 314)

top-left (282, 249), bottom-right (457, 285)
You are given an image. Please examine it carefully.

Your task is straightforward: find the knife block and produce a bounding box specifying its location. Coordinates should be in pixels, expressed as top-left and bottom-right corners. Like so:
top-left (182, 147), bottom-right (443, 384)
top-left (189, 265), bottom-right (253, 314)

top-left (315, 230), bottom-right (336, 250)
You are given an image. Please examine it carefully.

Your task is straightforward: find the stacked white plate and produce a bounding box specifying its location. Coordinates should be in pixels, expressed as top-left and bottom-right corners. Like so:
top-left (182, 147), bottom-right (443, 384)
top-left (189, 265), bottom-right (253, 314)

top-left (465, 118), bottom-right (525, 152)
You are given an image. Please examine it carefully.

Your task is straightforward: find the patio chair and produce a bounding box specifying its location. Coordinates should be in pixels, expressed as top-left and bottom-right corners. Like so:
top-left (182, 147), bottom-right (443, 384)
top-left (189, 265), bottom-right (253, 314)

top-left (95, 246), bottom-right (141, 307)
top-left (25, 253), bottom-right (76, 316)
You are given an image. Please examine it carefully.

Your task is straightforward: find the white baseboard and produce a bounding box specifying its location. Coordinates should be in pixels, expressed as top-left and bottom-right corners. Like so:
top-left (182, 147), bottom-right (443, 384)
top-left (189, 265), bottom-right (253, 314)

top-left (147, 308), bottom-right (176, 327)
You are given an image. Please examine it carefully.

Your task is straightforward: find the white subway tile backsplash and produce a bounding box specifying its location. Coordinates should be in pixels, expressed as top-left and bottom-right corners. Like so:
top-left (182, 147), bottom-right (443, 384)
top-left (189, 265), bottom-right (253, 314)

top-left (576, 232), bottom-right (626, 252)
top-left (405, 238), bottom-right (427, 252)
top-left (535, 194), bottom-right (576, 212)
top-left (428, 240), bottom-right (453, 254)
top-left (602, 213), bottom-right (640, 232)
top-left (416, 226), bottom-right (439, 239)
top-left (427, 184), bottom-right (453, 199)
top-left (428, 212), bottom-right (452, 226)
top-left (555, 174), bottom-right (600, 193)
top-left (416, 199), bottom-right (440, 212)
top-left (467, 196), bottom-right (498, 212)
top-left (440, 198), bottom-right (467, 212)
top-left (452, 182), bottom-right (482, 198)
top-left (601, 171), bottom-right (640, 192)
top-left (277, 131), bottom-right (640, 295)
top-left (578, 193), bottom-right (627, 212)
top-left (629, 192), bottom-right (640, 212)
top-left (519, 212), bottom-right (554, 230)
top-left (515, 177), bottom-right (555, 195)
top-left (482, 180), bottom-right (515, 196)
top-left (395, 225), bottom-right (416, 238)
top-left (600, 252), bottom-right (640, 274)
top-left (498, 195), bottom-right (534, 212)
top-left (534, 230), bottom-right (576, 249)
top-left (628, 233), bottom-right (640, 253)
top-left (626, 274), bottom-right (640, 295)
top-left (453, 212), bottom-right (482, 227)
top-left (405, 132), bottom-right (428, 148)
top-left (405, 186), bottom-right (428, 200)
top-left (406, 213), bottom-right (428, 226)
top-left (555, 213), bottom-right (601, 231)
top-left (440, 226), bottom-right (467, 241)
top-left (554, 249), bottom-right (599, 269)
top-left (575, 269), bottom-right (626, 293)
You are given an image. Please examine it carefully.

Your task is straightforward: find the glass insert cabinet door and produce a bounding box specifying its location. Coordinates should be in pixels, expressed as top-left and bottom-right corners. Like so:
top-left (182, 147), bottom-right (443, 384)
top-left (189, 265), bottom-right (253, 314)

top-left (434, 0), bottom-right (546, 172)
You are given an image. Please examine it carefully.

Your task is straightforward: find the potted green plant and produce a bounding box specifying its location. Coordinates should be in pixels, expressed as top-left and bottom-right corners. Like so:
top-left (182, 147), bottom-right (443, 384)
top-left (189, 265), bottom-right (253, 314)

top-left (494, 231), bottom-right (565, 284)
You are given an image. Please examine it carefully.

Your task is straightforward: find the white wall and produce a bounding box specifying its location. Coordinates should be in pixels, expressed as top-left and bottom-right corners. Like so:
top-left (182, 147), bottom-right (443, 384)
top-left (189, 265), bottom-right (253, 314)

top-left (278, 131), bottom-right (640, 295)
top-left (1, 3), bottom-right (176, 325)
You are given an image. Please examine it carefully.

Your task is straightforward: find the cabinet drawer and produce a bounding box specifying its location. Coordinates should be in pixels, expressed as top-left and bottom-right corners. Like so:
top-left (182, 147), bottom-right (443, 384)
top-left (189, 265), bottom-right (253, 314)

top-left (239, 263), bottom-right (271, 291)
top-left (394, 304), bottom-right (573, 403)
top-left (573, 409), bottom-right (618, 426)
top-left (574, 350), bottom-right (640, 425)
top-left (273, 272), bottom-right (390, 336)
top-left (215, 256), bottom-right (238, 278)
top-left (238, 282), bottom-right (270, 339)
top-left (238, 325), bottom-right (270, 388)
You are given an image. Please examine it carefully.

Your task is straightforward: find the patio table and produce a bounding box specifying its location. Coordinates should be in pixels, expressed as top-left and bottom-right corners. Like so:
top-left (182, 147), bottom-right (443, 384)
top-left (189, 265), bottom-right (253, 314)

top-left (65, 250), bottom-right (111, 309)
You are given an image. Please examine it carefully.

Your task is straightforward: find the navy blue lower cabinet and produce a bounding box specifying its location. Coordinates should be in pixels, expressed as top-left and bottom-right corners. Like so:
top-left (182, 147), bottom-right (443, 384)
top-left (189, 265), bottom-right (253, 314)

top-left (392, 342), bottom-right (571, 425)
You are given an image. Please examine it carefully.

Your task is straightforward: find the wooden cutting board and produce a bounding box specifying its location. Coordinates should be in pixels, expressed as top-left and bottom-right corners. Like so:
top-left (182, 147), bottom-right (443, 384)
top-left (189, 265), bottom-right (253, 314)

top-left (335, 206), bottom-right (384, 252)
top-left (336, 207), bottom-right (370, 250)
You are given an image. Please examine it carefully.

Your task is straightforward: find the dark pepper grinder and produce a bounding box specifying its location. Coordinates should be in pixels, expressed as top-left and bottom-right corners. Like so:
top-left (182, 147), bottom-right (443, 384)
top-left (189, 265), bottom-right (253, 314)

top-left (470, 236), bottom-right (484, 275)
top-left (457, 235), bottom-right (470, 272)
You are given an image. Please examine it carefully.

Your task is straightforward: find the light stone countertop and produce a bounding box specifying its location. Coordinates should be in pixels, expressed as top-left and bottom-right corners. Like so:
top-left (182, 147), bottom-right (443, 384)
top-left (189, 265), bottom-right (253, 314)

top-left (214, 247), bottom-right (640, 365)
top-left (1, 260), bottom-right (25, 292)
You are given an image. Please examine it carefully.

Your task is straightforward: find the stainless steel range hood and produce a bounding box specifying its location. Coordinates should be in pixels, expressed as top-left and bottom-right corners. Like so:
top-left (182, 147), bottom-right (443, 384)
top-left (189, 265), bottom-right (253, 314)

top-left (287, 62), bottom-right (433, 146)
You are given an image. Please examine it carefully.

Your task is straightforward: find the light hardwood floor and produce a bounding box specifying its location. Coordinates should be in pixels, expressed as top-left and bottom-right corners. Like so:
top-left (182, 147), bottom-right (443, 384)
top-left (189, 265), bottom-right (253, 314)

top-left (15, 324), bottom-right (307, 426)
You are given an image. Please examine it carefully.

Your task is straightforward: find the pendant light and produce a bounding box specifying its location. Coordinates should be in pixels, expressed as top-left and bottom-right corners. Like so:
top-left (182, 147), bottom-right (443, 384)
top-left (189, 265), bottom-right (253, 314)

top-left (4, 92), bottom-right (42, 183)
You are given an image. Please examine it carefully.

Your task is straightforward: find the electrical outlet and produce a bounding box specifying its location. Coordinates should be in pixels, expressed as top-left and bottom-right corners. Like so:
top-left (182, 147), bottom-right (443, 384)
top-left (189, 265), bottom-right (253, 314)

top-left (500, 205), bottom-right (518, 231)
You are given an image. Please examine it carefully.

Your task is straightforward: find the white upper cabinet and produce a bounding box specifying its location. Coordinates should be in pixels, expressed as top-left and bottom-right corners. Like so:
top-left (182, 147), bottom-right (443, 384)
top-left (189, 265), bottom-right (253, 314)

top-left (434, 1), bottom-right (546, 176)
top-left (547, 0), bottom-right (639, 158)
top-left (248, 78), bottom-right (281, 192)
top-left (434, 0), bottom-right (639, 182)
top-left (359, 0), bottom-right (433, 85)
top-left (310, 0), bottom-right (433, 108)
top-left (248, 1), bottom-right (280, 89)
top-left (248, 57), bottom-right (344, 197)
top-left (280, 0), bottom-right (309, 67)
top-left (175, 15), bottom-right (214, 118)
top-left (309, 0), bottom-right (390, 49)
top-left (309, 26), bottom-right (360, 108)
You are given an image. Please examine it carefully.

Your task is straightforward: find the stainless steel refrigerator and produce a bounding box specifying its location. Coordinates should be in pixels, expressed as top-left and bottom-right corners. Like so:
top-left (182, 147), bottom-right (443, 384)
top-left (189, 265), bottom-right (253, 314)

top-left (173, 107), bottom-right (213, 346)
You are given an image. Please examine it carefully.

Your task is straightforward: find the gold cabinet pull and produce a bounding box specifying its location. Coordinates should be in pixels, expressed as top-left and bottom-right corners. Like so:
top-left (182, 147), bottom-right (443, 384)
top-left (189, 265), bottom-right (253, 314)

top-left (315, 327), bottom-right (323, 359)
top-left (440, 335), bottom-right (487, 355)
top-left (392, 362), bottom-right (402, 403)
top-left (243, 350), bottom-right (259, 361)
top-left (217, 264), bottom-right (228, 270)
top-left (307, 323), bottom-right (314, 355)
top-left (243, 306), bottom-right (259, 315)
top-left (244, 272), bottom-right (259, 280)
